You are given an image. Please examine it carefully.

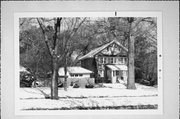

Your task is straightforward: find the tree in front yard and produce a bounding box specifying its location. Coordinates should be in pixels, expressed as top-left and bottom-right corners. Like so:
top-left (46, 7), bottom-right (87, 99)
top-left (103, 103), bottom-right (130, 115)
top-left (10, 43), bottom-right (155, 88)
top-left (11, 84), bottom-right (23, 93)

top-left (20, 17), bottom-right (87, 99)
top-left (36, 18), bottom-right (86, 99)
top-left (97, 17), bottom-right (157, 88)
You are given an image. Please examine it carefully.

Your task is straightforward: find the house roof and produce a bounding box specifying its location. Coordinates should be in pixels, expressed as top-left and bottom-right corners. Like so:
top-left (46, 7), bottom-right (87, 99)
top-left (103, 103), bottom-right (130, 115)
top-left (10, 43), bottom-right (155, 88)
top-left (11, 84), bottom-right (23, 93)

top-left (19, 66), bottom-right (30, 73)
top-left (79, 40), bottom-right (128, 60)
top-left (58, 66), bottom-right (93, 76)
top-left (106, 65), bottom-right (128, 71)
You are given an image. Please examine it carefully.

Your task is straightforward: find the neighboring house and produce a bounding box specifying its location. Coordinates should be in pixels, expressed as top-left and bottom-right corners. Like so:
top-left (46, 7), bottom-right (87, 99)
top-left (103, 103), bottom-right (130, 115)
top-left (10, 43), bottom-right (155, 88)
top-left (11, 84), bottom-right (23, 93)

top-left (58, 66), bottom-right (93, 78)
top-left (58, 66), bottom-right (94, 88)
top-left (79, 40), bottom-right (128, 84)
top-left (19, 66), bottom-right (36, 87)
top-left (20, 66), bottom-right (30, 73)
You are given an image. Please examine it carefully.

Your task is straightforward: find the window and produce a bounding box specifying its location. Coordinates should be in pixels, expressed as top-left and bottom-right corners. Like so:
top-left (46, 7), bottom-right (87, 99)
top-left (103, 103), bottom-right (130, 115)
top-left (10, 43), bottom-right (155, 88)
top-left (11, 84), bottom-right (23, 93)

top-left (110, 57), bottom-right (113, 64)
top-left (98, 64), bottom-right (102, 70)
top-left (114, 58), bottom-right (117, 64)
top-left (124, 58), bottom-right (127, 63)
top-left (121, 58), bottom-right (123, 64)
top-left (108, 57), bottom-right (111, 64)
top-left (99, 70), bottom-right (102, 77)
top-left (118, 57), bottom-right (123, 64)
top-left (99, 70), bottom-right (104, 77)
top-left (104, 57), bottom-right (107, 64)
top-left (100, 57), bottom-right (103, 64)
top-left (70, 74), bottom-right (83, 77)
top-left (118, 57), bottom-right (121, 62)
top-left (116, 71), bottom-right (119, 76)
top-left (70, 74), bottom-right (74, 77)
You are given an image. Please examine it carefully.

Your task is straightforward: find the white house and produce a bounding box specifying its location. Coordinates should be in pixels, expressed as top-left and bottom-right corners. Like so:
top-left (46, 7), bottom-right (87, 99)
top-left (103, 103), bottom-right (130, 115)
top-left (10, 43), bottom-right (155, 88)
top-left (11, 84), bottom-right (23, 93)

top-left (58, 66), bottom-right (93, 78)
top-left (58, 66), bottom-right (94, 88)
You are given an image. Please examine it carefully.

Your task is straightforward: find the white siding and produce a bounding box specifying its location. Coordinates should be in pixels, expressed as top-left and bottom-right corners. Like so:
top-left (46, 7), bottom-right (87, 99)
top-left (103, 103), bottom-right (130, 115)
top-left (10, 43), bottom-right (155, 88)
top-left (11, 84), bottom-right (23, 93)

top-left (82, 74), bottom-right (90, 78)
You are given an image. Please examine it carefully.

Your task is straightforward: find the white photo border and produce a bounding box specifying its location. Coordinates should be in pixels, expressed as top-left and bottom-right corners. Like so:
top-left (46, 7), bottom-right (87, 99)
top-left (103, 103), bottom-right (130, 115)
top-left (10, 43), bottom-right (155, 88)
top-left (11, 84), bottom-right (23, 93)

top-left (14, 11), bottom-right (163, 115)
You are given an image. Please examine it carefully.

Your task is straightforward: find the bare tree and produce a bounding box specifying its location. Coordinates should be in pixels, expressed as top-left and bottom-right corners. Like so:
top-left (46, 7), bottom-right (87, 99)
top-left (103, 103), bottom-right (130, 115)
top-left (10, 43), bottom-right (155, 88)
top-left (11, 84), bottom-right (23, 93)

top-left (99, 17), bottom-right (157, 89)
top-left (37, 18), bottom-right (62, 99)
top-left (37, 17), bottom-right (86, 99)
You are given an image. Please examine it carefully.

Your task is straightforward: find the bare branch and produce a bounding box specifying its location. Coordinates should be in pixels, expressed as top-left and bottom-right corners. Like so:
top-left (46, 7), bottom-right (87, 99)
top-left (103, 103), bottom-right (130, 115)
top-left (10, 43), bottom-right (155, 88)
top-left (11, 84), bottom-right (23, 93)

top-left (130, 18), bottom-right (144, 31)
top-left (54, 17), bottom-right (62, 54)
top-left (69, 17), bottom-right (87, 38)
top-left (131, 23), bottom-right (156, 37)
top-left (36, 18), bottom-right (53, 56)
top-left (61, 18), bottom-right (87, 57)
top-left (19, 19), bottom-right (26, 26)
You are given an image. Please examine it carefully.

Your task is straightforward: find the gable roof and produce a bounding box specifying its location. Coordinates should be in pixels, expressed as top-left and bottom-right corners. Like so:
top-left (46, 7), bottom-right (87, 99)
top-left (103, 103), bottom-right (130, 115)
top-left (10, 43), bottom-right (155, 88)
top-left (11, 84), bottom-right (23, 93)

top-left (58, 66), bottom-right (93, 76)
top-left (79, 40), bottom-right (128, 60)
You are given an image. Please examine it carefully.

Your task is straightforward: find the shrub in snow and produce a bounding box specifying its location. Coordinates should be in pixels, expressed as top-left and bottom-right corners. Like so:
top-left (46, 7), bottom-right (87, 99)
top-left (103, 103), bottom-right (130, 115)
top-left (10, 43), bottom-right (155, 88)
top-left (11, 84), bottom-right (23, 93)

top-left (85, 84), bottom-right (94, 88)
top-left (93, 83), bottom-right (106, 88)
top-left (58, 82), bottom-right (63, 87)
top-left (20, 71), bottom-right (36, 87)
top-left (32, 81), bottom-right (44, 87)
top-left (73, 83), bottom-right (79, 88)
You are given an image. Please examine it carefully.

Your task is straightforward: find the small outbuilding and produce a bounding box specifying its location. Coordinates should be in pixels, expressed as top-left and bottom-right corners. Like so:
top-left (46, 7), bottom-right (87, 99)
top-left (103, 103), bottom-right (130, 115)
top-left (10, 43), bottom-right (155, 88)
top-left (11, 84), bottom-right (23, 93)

top-left (58, 66), bottom-right (94, 88)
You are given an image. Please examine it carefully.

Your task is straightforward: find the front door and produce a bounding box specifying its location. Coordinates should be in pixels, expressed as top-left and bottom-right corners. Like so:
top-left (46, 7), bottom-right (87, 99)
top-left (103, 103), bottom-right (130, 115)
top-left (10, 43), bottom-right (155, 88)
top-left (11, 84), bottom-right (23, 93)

top-left (112, 70), bottom-right (116, 83)
top-left (111, 70), bottom-right (124, 83)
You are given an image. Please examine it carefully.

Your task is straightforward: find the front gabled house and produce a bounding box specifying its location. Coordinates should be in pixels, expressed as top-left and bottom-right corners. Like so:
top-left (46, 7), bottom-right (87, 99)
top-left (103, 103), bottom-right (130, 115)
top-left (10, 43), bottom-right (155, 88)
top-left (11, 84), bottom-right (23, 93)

top-left (79, 40), bottom-right (128, 84)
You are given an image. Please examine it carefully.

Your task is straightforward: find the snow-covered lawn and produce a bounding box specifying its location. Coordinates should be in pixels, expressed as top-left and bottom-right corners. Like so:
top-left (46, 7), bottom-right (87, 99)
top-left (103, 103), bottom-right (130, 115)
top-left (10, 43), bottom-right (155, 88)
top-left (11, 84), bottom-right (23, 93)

top-left (19, 83), bottom-right (158, 110)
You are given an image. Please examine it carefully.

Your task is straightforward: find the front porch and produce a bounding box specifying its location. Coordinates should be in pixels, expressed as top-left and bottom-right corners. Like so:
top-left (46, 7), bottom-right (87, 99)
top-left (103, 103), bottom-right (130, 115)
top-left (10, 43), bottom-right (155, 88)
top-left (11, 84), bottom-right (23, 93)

top-left (104, 65), bottom-right (128, 84)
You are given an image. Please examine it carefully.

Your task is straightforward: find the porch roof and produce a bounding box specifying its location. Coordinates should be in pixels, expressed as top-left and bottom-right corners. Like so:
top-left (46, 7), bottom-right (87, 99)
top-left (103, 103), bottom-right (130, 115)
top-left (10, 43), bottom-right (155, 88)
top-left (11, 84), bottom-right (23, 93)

top-left (106, 65), bottom-right (127, 71)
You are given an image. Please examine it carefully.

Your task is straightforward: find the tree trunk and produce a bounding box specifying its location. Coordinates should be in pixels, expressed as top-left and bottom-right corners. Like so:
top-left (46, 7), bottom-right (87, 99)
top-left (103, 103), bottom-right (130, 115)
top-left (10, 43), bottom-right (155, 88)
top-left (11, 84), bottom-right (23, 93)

top-left (127, 35), bottom-right (136, 89)
top-left (51, 59), bottom-right (59, 99)
top-left (64, 57), bottom-right (68, 91)
top-left (64, 66), bottom-right (68, 91)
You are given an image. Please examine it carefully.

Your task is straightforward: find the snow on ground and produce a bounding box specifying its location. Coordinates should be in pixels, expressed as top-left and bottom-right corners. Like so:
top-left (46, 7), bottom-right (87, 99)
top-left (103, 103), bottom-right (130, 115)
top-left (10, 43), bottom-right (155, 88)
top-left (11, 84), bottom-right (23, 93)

top-left (19, 83), bottom-right (158, 110)
top-left (20, 96), bottom-right (158, 110)
top-left (20, 83), bottom-right (157, 99)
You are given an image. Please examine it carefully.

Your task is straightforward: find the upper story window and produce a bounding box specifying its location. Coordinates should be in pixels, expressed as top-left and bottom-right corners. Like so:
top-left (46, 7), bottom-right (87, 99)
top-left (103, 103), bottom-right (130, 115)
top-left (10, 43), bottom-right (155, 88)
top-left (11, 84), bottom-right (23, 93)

top-left (110, 57), bottom-right (113, 64)
top-left (108, 57), bottom-right (111, 64)
top-left (124, 58), bottom-right (127, 63)
top-left (114, 57), bottom-right (117, 64)
top-left (118, 57), bottom-right (124, 64)
top-left (99, 57), bottom-right (103, 64)
top-left (104, 57), bottom-right (107, 64)
top-left (98, 56), bottom-right (127, 65)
